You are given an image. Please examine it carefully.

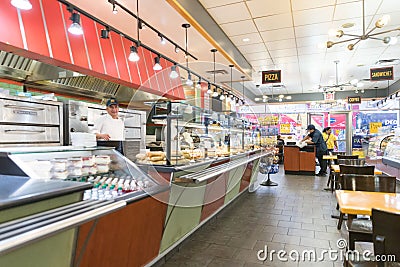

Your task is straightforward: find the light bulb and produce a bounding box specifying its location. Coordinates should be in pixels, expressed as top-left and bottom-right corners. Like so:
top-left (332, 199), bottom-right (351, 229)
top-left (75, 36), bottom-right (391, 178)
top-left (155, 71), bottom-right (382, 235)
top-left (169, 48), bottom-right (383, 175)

top-left (212, 91), bottom-right (218, 97)
top-left (68, 13), bottom-right (83, 36)
top-left (376, 15), bottom-right (390, 28)
top-left (153, 57), bottom-right (162, 71)
top-left (220, 94), bottom-right (225, 100)
top-left (169, 66), bottom-right (179, 79)
top-left (128, 46), bottom-right (140, 62)
top-left (11, 0), bottom-right (32, 10)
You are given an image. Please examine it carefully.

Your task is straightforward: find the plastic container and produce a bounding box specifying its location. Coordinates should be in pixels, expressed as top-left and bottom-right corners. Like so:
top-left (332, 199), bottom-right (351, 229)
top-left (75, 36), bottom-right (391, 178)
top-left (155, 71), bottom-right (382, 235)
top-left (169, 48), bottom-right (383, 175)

top-left (51, 159), bottom-right (68, 171)
top-left (95, 155), bottom-right (111, 165)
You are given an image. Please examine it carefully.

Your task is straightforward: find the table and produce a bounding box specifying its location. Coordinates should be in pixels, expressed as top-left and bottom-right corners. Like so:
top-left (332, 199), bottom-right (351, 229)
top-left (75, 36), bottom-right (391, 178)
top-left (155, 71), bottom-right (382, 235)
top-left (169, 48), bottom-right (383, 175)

top-left (330, 164), bottom-right (382, 175)
top-left (323, 155), bottom-right (337, 160)
top-left (336, 190), bottom-right (400, 225)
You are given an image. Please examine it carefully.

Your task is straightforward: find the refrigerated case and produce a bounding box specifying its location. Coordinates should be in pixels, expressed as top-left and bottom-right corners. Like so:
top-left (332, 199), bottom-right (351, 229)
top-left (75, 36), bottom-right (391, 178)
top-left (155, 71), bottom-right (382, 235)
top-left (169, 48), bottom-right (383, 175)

top-left (0, 95), bottom-right (63, 147)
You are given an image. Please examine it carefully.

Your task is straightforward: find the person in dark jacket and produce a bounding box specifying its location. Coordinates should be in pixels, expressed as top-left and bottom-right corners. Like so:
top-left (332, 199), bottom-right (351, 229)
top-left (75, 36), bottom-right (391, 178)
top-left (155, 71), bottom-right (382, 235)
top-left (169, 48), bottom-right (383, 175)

top-left (302, 124), bottom-right (328, 176)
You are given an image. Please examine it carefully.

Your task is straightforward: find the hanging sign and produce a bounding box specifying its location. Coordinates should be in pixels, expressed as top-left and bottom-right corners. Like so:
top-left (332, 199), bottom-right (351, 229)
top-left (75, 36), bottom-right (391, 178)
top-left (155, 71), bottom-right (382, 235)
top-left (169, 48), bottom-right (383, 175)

top-left (324, 92), bottom-right (335, 101)
top-left (262, 70), bottom-right (281, 84)
top-left (370, 67), bottom-right (394, 81)
top-left (369, 122), bottom-right (382, 134)
top-left (348, 96), bottom-right (361, 104)
top-left (280, 123), bottom-right (291, 134)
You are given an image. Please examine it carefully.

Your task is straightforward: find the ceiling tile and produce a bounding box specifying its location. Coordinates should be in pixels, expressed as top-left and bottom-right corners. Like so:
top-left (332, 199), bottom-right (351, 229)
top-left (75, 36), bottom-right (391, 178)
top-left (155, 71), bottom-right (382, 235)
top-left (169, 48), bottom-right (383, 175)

top-left (266, 39), bottom-right (297, 50)
top-left (260, 28), bottom-right (295, 42)
top-left (230, 32), bottom-right (263, 46)
top-left (291, 0), bottom-right (336, 11)
top-left (207, 2), bottom-right (252, 24)
top-left (247, 0), bottom-right (291, 18)
top-left (250, 59), bottom-right (274, 67)
top-left (244, 52), bottom-right (271, 61)
top-left (237, 43), bottom-right (267, 54)
top-left (293, 6), bottom-right (335, 26)
top-left (254, 13), bottom-right (293, 32)
top-left (296, 35), bottom-right (328, 48)
top-left (274, 56), bottom-right (298, 64)
top-left (220, 20), bottom-right (258, 36)
top-left (297, 46), bottom-right (325, 56)
top-left (377, 0), bottom-right (400, 13)
top-left (199, 0), bottom-right (242, 9)
top-left (269, 48), bottom-right (298, 58)
top-left (295, 22), bottom-right (332, 38)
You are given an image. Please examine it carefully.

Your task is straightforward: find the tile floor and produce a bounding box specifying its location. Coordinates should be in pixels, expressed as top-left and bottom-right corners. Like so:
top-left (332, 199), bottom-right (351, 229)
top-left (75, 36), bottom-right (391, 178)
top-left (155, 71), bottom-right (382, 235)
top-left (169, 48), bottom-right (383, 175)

top-left (155, 167), bottom-right (374, 267)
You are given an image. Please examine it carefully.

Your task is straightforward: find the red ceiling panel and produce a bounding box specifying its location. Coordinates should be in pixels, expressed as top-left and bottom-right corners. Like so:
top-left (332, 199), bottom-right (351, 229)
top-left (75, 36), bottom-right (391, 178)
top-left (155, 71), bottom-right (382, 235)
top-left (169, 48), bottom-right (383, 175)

top-left (122, 38), bottom-right (141, 87)
top-left (0, 2), bottom-right (24, 51)
top-left (81, 18), bottom-right (105, 74)
top-left (111, 33), bottom-right (130, 83)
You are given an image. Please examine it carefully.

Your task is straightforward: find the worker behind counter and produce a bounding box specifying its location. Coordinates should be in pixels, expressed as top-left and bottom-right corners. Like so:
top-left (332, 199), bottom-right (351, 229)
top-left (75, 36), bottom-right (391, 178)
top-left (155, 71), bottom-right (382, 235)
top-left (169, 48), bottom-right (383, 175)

top-left (301, 124), bottom-right (328, 176)
top-left (93, 98), bottom-right (125, 155)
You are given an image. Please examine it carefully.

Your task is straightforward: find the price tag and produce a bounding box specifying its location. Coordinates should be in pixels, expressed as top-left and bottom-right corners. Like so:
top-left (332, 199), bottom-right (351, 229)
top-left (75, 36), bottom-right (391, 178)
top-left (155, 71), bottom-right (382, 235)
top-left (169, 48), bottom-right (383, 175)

top-left (280, 123), bottom-right (291, 134)
top-left (369, 122), bottom-right (382, 134)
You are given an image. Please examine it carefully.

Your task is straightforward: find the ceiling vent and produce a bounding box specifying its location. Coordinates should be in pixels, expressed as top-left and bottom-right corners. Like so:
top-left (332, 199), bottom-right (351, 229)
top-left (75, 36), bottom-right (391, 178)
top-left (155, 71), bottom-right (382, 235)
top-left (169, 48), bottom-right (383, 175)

top-left (205, 69), bottom-right (229, 75)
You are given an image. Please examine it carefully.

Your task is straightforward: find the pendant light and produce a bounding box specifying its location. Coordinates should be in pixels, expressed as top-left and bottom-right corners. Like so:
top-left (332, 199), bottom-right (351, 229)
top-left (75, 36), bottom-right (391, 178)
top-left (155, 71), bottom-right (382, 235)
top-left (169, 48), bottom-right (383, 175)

top-left (169, 65), bottom-right (179, 79)
top-left (11, 0), bottom-right (32, 10)
top-left (68, 13), bottom-right (83, 35)
top-left (211, 48), bottom-right (218, 96)
top-left (153, 56), bottom-right (162, 71)
top-left (182, 23), bottom-right (193, 87)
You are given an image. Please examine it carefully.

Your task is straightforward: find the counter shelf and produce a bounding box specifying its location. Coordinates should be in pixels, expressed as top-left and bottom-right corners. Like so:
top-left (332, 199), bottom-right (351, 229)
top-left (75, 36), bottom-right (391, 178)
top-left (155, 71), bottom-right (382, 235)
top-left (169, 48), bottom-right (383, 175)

top-left (0, 199), bottom-right (126, 256)
top-left (175, 151), bottom-right (268, 183)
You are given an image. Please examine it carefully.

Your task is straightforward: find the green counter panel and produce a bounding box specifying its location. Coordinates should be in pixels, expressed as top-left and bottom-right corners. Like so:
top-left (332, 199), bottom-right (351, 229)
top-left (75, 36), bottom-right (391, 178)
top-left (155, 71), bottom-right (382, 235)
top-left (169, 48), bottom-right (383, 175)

top-left (0, 228), bottom-right (76, 267)
top-left (224, 164), bottom-right (245, 204)
top-left (0, 193), bottom-right (82, 223)
top-left (159, 181), bottom-right (207, 252)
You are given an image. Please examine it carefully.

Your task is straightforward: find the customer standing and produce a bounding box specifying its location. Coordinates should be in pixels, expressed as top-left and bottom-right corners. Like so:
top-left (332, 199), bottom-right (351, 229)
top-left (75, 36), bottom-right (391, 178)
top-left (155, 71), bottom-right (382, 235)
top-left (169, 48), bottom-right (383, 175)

top-left (93, 98), bottom-right (125, 154)
top-left (302, 124), bottom-right (328, 176)
top-left (322, 127), bottom-right (338, 154)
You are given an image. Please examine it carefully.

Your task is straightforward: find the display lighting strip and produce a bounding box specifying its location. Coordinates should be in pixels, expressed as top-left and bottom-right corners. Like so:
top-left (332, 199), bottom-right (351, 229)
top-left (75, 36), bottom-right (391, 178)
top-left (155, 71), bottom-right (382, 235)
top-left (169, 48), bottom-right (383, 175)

top-left (16, 0), bottom-right (244, 104)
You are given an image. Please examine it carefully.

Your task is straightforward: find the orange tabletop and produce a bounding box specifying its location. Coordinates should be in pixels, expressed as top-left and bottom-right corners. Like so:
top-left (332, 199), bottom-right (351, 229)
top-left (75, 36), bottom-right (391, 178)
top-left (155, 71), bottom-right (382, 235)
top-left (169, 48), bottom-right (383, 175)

top-left (335, 190), bottom-right (400, 216)
top-left (331, 164), bottom-right (382, 174)
top-left (323, 155), bottom-right (337, 160)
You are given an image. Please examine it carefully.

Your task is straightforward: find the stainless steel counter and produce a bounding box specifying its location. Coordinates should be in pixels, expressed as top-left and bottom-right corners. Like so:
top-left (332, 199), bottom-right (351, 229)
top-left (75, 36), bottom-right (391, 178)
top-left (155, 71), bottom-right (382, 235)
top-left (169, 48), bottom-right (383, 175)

top-left (0, 175), bottom-right (92, 210)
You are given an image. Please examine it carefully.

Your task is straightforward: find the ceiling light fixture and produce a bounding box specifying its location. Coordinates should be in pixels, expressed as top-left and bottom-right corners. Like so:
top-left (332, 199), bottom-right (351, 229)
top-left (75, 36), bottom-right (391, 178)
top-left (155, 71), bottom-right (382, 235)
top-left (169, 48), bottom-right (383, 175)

top-left (212, 89), bottom-right (219, 97)
top-left (241, 76), bottom-right (245, 106)
top-left (153, 56), bottom-right (162, 71)
top-left (186, 72), bottom-right (193, 86)
top-left (68, 11), bottom-right (83, 36)
top-left (242, 38), bottom-right (250, 42)
top-left (159, 34), bottom-right (166, 45)
top-left (174, 46), bottom-right (180, 53)
top-left (128, 45), bottom-right (140, 62)
top-left (11, 0), bottom-right (32, 10)
top-left (211, 48), bottom-right (218, 98)
top-left (207, 83), bottom-right (212, 94)
top-left (219, 93), bottom-right (225, 100)
top-left (112, 3), bottom-right (118, 14)
top-left (169, 65), bottom-right (179, 79)
top-left (100, 28), bottom-right (110, 39)
top-left (196, 78), bottom-right (202, 89)
top-left (327, 0), bottom-right (400, 50)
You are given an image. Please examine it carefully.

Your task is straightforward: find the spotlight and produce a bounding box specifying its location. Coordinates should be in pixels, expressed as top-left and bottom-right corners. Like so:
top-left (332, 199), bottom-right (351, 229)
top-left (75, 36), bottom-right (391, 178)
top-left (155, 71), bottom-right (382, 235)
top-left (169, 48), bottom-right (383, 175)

top-left (112, 3), bottom-right (118, 14)
top-left (220, 93), bottom-right (225, 100)
top-left (68, 12), bottom-right (83, 36)
top-left (11, 0), bottom-right (32, 10)
top-left (128, 46), bottom-right (140, 62)
top-left (169, 65), bottom-right (179, 79)
top-left (174, 46), bottom-right (180, 53)
top-left (186, 72), bottom-right (193, 86)
top-left (355, 89), bottom-right (359, 94)
top-left (100, 29), bottom-right (109, 39)
top-left (196, 79), bottom-right (202, 89)
top-left (212, 90), bottom-right (219, 97)
top-left (153, 56), bottom-right (162, 71)
top-left (360, 89), bottom-right (365, 93)
top-left (207, 83), bottom-right (212, 94)
top-left (138, 21), bottom-right (146, 30)
top-left (159, 35), bottom-right (166, 45)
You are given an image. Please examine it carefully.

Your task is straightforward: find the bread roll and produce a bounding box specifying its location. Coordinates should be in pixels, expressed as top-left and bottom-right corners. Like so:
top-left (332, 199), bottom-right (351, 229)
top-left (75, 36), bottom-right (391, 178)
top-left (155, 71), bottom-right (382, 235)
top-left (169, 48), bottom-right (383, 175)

top-left (136, 154), bottom-right (147, 160)
top-left (147, 151), bottom-right (165, 157)
top-left (150, 156), bottom-right (164, 161)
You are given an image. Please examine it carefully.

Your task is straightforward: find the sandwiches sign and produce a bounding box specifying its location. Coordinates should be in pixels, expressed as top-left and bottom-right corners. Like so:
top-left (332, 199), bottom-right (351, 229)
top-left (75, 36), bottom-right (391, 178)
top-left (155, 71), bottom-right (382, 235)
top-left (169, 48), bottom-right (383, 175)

top-left (262, 70), bottom-right (281, 84)
top-left (370, 66), bottom-right (393, 81)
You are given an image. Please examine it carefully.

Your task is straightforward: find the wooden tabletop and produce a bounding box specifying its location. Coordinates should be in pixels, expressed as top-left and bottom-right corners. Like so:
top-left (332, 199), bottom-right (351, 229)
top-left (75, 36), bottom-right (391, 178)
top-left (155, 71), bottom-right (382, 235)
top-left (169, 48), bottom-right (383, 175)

top-left (335, 190), bottom-right (400, 216)
top-left (323, 155), bottom-right (337, 160)
top-left (330, 164), bottom-right (382, 174)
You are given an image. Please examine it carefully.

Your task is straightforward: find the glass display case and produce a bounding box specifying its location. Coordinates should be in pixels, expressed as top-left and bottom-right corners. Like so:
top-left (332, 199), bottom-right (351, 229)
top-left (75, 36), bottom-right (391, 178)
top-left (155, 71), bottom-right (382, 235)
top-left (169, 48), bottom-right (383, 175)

top-left (143, 101), bottom-right (256, 166)
top-left (367, 134), bottom-right (394, 160)
top-left (0, 146), bottom-right (167, 201)
top-left (384, 135), bottom-right (400, 161)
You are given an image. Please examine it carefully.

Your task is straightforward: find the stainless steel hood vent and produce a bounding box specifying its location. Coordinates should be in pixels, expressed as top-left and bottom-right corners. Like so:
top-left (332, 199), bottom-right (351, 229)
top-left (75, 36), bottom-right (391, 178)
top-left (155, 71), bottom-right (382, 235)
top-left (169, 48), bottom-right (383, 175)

top-left (0, 51), bottom-right (35, 81)
top-left (53, 76), bottom-right (119, 95)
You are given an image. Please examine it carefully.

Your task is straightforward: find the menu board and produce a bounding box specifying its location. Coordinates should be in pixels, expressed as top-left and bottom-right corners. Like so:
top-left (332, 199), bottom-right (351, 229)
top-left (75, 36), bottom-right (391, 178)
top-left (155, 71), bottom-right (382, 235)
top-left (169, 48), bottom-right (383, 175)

top-left (280, 123), bottom-right (291, 134)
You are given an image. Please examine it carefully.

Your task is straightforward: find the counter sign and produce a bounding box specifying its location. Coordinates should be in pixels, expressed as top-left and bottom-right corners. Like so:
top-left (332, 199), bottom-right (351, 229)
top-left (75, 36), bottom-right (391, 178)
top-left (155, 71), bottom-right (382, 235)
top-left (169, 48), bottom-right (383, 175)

top-left (262, 70), bottom-right (281, 84)
top-left (370, 66), bottom-right (393, 81)
top-left (348, 96), bottom-right (361, 104)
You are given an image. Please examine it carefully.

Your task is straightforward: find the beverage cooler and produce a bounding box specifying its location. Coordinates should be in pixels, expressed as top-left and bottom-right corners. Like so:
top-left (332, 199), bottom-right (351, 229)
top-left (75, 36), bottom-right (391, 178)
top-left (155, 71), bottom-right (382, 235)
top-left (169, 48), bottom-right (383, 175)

top-left (0, 95), bottom-right (63, 147)
top-left (64, 100), bottom-right (146, 161)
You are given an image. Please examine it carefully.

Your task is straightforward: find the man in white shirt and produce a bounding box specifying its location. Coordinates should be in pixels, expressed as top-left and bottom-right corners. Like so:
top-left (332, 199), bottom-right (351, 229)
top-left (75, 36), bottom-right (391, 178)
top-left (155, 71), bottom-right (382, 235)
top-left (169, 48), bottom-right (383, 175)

top-left (93, 98), bottom-right (125, 154)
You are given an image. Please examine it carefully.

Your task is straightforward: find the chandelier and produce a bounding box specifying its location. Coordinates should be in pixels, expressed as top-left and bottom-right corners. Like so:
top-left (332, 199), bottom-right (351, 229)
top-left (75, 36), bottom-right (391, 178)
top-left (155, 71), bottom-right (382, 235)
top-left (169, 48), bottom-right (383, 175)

top-left (326, 0), bottom-right (400, 50)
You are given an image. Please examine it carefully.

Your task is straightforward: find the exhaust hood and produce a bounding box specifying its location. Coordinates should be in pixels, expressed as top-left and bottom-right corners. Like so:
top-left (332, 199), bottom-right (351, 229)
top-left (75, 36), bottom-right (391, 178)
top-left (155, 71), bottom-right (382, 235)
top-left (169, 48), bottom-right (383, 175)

top-left (0, 50), bottom-right (163, 106)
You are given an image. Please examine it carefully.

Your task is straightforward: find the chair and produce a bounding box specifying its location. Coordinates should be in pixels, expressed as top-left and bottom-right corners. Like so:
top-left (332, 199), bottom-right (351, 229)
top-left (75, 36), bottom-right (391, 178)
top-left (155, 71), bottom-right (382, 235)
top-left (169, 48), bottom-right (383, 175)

top-left (327, 155), bottom-right (362, 192)
top-left (349, 208), bottom-right (400, 267)
top-left (341, 175), bottom-right (396, 251)
top-left (336, 166), bottom-right (376, 230)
